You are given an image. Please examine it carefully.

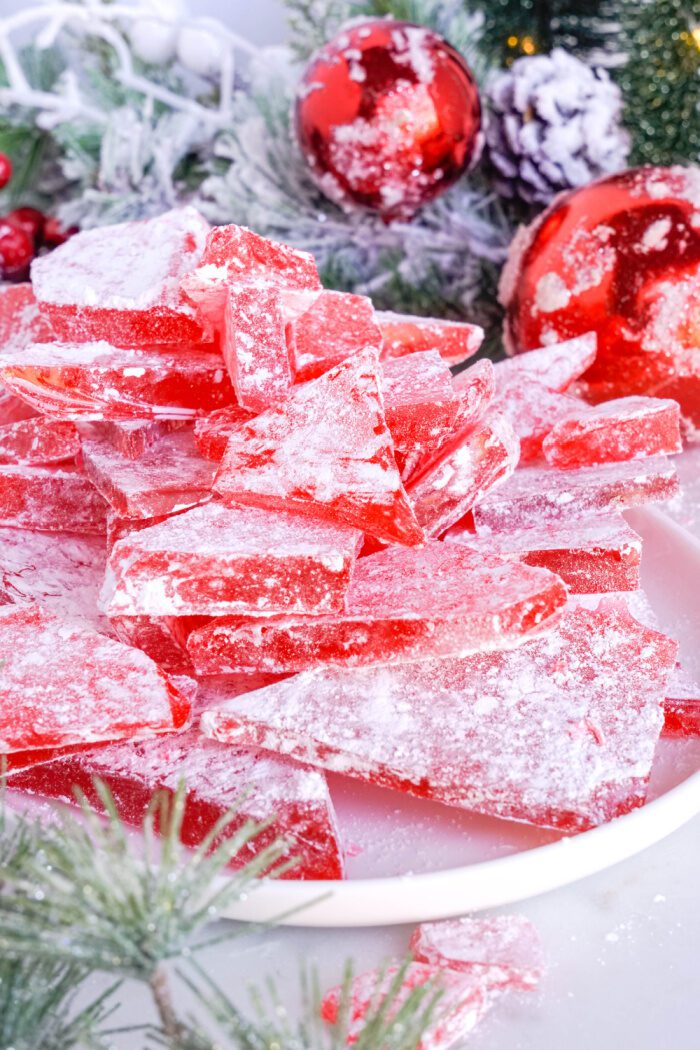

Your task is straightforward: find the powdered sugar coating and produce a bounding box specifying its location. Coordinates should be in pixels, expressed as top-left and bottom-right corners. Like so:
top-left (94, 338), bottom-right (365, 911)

top-left (224, 283), bottom-right (293, 412)
top-left (101, 501), bottom-right (361, 617)
top-left (215, 349), bottom-right (423, 547)
top-left (497, 333), bottom-right (597, 392)
top-left (381, 350), bottom-right (460, 451)
top-left (288, 289), bottom-right (381, 381)
top-left (109, 613), bottom-right (194, 676)
top-left (473, 457), bottom-right (679, 534)
top-left (186, 541), bottom-right (567, 674)
top-left (0, 341), bottom-right (234, 421)
top-left (0, 464), bottom-right (108, 533)
top-left (0, 417), bottom-right (80, 466)
top-left (376, 310), bottom-right (484, 365)
top-left (0, 603), bottom-right (191, 751)
top-left (81, 430), bottom-right (216, 519)
top-left (201, 604), bottom-right (677, 831)
top-left (491, 375), bottom-right (582, 461)
top-left (0, 282), bottom-right (54, 349)
top-left (193, 404), bottom-right (256, 461)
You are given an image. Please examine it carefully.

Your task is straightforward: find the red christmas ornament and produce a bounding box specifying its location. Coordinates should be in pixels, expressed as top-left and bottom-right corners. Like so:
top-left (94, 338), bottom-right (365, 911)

top-left (501, 165), bottom-right (700, 440)
top-left (43, 216), bottom-right (78, 247)
top-left (7, 206), bottom-right (45, 246)
top-left (0, 153), bottom-right (12, 190)
top-left (0, 220), bottom-right (34, 279)
top-left (295, 19), bottom-right (482, 221)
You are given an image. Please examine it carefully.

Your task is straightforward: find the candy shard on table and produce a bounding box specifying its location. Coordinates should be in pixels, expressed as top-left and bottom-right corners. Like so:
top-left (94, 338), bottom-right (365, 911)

top-left (286, 288), bottom-right (381, 381)
top-left (0, 603), bottom-right (191, 753)
top-left (0, 342), bottom-right (235, 421)
top-left (497, 333), bottom-right (597, 392)
top-left (0, 463), bottom-right (108, 533)
top-left (100, 500), bottom-right (362, 618)
top-left (410, 915), bottom-right (545, 992)
top-left (30, 207), bottom-right (211, 345)
top-left (0, 417), bottom-right (80, 466)
top-left (473, 456), bottom-right (679, 534)
top-left (201, 604), bottom-right (677, 832)
top-left (376, 310), bottom-right (484, 365)
top-left (223, 282), bottom-right (293, 412)
top-left (542, 396), bottom-right (682, 469)
top-left (214, 348), bottom-right (424, 547)
top-left (5, 730), bottom-right (344, 880)
top-left (80, 429), bottom-right (216, 520)
top-left (447, 514), bottom-right (642, 594)
top-left (381, 351), bottom-right (460, 451)
top-left (186, 541), bottom-right (567, 674)
top-left (407, 412), bottom-right (520, 537)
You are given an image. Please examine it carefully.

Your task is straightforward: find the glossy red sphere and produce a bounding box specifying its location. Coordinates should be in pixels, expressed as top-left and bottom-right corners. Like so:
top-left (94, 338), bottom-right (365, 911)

top-left (7, 206), bottom-right (45, 245)
top-left (501, 165), bottom-right (700, 439)
top-left (0, 220), bottom-right (33, 278)
top-left (295, 19), bottom-right (481, 220)
top-left (0, 153), bottom-right (12, 190)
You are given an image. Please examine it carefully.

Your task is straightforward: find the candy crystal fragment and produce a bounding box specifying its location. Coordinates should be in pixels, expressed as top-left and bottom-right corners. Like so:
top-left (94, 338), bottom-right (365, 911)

top-left (0, 392), bottom-right (37, 426)
top-left (109, 614), bottom-right (196, 675)
top-left (223, 283), bottom-right (293, 412)
top-left (0, 464), bottom-right (107, 533)
top-left (473, 457), bottom-right (679, 534)
top-left (0, 342), bottom-right (234, 421)
top-left (407, 413), bottom-right (520, 537)
top-left (411, 915), bottom-right (545, 991)
top-left (215, 349), bottom-right (424, 547)
top-left (0, 603), bottom-right (191, 752)
top-left (447, 514), bottom-right (642, 594)
top-left (81, 430), bottom-right (216, 519)
top-left (193, 404), bottom-right (256, 461)
top-left (0, 282), bottom-right (54, 349)
top-left (6, 731), bottom-right (344, 879)
top-left (288, 289), bottom-right (380, 381)
top-left (497, 334), bottom-right (597, 392)
top-left (376, 310), bottom-right (484, 365)
top-left (542, 396), bottom-right (682, 469)
top-left (490, 375), bottom-right (581, 462)
top-left (0, 417), bottom-right (79, 465)
top-left (101, 501), bottom-right (361, 617)
top-left (94, 419), bottom-right (187, 460)
top-left (202, 604), bottom-right (676, 831)
top-left (381, 351), bottom-right (460, 451)
top-left (30, 207), bottom-right (210, 345)
top-left (187, 541), bottom-right (567, 674)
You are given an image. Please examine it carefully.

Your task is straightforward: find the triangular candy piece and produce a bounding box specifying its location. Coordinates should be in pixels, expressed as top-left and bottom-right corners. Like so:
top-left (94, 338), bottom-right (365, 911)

top-left (286, 289), bottom-right (381, 381)
top-left (376, 310), bottom-right (484, 366)
top-left (495, 333), bottom-right (597, 392)
top-left (214, 349), bottom-right (424, 546)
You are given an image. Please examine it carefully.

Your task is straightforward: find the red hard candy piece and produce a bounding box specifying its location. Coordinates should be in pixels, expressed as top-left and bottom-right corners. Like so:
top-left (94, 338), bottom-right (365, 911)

top-left (202, 604), bottom-right (677, 831)
top-left (448, 514), bottom-right (642, 594)
top-left (0, 603), bottom-right (191, 753)
top-left (490, 373), bottom-right (582, 462)
top-left (214, 348), bottom-right (424, 547)
top-left (93, 419), bottom-right (188, 461)
top-left (411, 915), bottom-right (544, 992)
top-left (193, 404), bottom-right (256, 461)
top-left (223, 282), bottom-right (293, 412)
top-left (407, 412), bottom-right (520, 537)
top-left (498, 333), bottom-right (597, 393)
top-left (31, 207), bottom-right (211, 345)
top-left (0, 417), bottom-right (80, 465)
top-left (287, 289), bottom-right (381, 381)
top-left (101, 500), bottom-right (361, 618)
top-left (377, 310), bottom-right (484, 366)
top-left (473, 457), bottom-right (679, 534)
top-left (381, 350), bottom-right (460, 452)
top-left (81, 429), bottom-right (216, 520)
top-left (542, 396), bottom-right (682, 469)
top-left (0, 341), bottom-right (235, 420)
top-left (186, 540), bottom-right (567, 674)
top-left (109, 614), bottom-right (195, 676)
top-left (0, 282), bottom-right (54, 349)
top-left (0, 464), bottom-right (108, 533)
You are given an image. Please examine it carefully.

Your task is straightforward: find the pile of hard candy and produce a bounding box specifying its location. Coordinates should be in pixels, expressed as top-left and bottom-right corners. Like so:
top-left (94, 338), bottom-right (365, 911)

top-left (0, 207), bottom-right (697, 882)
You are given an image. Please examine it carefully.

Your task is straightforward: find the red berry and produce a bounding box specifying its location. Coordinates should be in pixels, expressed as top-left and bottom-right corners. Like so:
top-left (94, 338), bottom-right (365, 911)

top-left (43, 216), bottom-right (78, 247)
top-left (0, 154), bottom-right (12, 190)
top-left (6, 207), bottom-right (45, 245)
top-left (0, 220), bottom-right (34, 278)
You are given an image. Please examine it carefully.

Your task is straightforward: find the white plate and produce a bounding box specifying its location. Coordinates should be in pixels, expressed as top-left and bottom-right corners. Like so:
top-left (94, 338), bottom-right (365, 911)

top-left (223, 501), bottom-right (700, 928)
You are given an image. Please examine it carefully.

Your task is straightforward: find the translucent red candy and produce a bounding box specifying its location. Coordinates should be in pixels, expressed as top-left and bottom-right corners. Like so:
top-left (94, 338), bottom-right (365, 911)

top-left (202, 604), bottom-right (677, 831)
top-left (410, 915), bottom-right (544, 991)
top-left (0, 526), bottom-right (108, 631)
top-left (193, 404), bottom-right (256, 461)
top-left (448, 514), bottom-right (642, 594)
top-left (6, 730), bottom-right (344, 880)
top-left (186, 541), bottom-right (567, 674)
top-left (321, 962), bottom-right (493, 1049)
top-left (542, 396), bottom-right (682, 469)
top-left (287, 289), bottom-right (381, 381)
top-left (0, 342), bottom-right (235, 421)
top-left (473, 457), bottom-right (679, 534)
top-left (0, 603), bottom-right (191, 753)
top-left (30, 207), bottom-right (211, 345)
top-left (0, 282), bottom-right (54, 347)
top-left (0, 417), bottom-right (80, 465)
top-left (95, 419), bottom-right (187, 461)
top-left (81, 430), bottom-right (216, 520)
top-left (0, 464), bottom-right (107, 533)
top-left (489, 375), bottom-right (581, 462)
top-left (406, 413), bottom-right (520, 537)
top-left (496, 333), bottom-right (597, 392)
top-left (101, 501), bottom-right (361, 618)
top-left (376, 310), bottom-right (484, 365)
top-left (214, 349), bottom-right (424, 547)
top-left (381, 351), bottom-right (460, 451)
top-left (181, 222), bottom-right (320, 325)
top-left (0, 392), bottom-right (37, 427)
top-left (223, 283), bottom-right (293, 412)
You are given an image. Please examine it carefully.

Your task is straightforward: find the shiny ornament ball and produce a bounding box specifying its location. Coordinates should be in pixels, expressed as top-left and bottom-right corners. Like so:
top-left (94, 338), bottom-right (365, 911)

top-left (501, 165), bottom-right (700, 440)
top-left (295, 19), bottom-right (482, 221)
top-left (6, 206), bottom-right (45, 245)
top-left (176, 24), bottom-right (225, 79)
top-left (0, 220), bottom-right (34, 279)
top-left (129, 16), bottom-right (178, 66)
top-left (0, 153), bottom-right (12, 190)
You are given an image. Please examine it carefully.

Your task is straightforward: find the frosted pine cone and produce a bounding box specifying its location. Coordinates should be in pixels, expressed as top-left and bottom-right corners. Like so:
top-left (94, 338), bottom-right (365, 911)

top-left (486, 48), bottom-right (630, 205)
